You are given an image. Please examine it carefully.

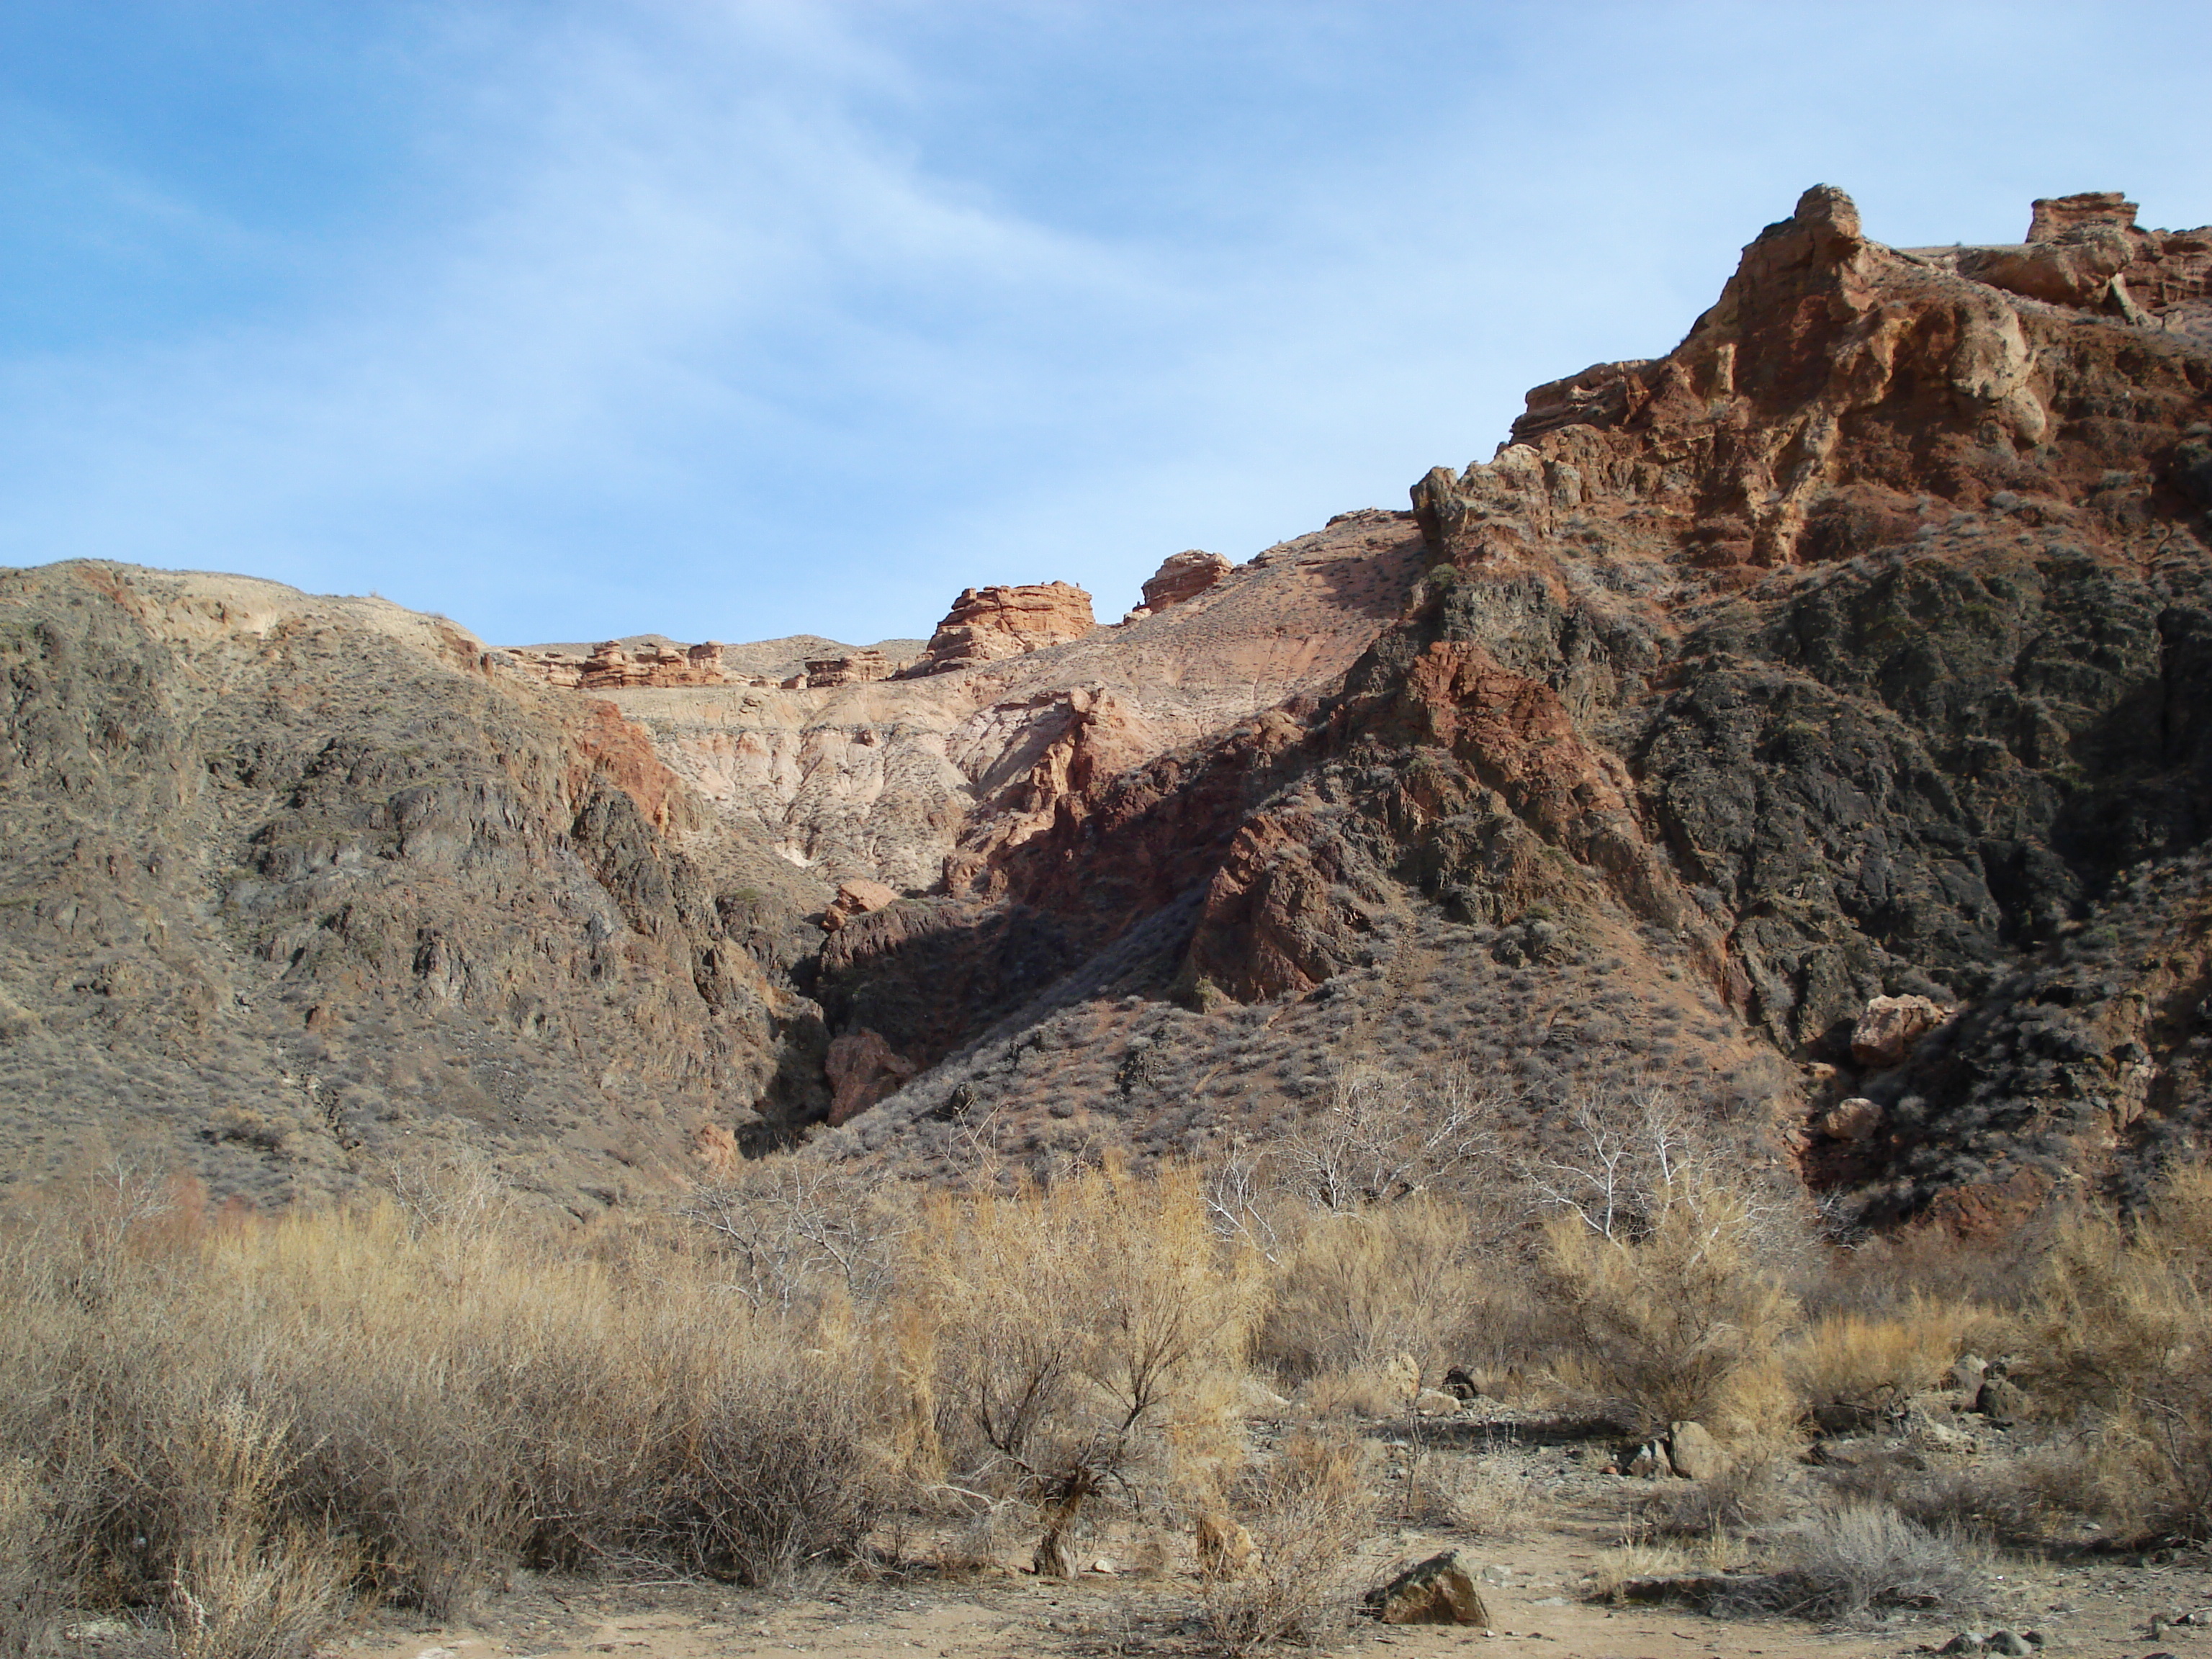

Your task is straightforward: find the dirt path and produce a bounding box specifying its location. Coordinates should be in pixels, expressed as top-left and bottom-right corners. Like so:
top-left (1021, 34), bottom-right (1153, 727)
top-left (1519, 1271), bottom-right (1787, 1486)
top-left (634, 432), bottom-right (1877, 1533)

top-left (339, 1516), bottom-right (2212, 1659)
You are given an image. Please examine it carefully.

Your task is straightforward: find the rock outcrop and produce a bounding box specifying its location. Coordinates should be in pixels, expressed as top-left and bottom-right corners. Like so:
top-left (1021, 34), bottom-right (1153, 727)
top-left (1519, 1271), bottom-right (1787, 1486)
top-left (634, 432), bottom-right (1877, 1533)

top-left (9, 186), bottom-right (2212, 1233)
top-left (817, 186), bottom-right (2212, 1229)
top-left (824, 1028), bottom-right (917, 1125)
top-left (509, 638), bottom-right (731, 691)
top-left (1140, 550), bottom-right (1232, 613)
top-left (905, 582), bottom-right (1096, 673)
top-left (0, 565), bottom-right (834, 1210)
top-left (822, 877), bottom-right (900, 931)
top-left (801, 649), bottom-right (904, 688)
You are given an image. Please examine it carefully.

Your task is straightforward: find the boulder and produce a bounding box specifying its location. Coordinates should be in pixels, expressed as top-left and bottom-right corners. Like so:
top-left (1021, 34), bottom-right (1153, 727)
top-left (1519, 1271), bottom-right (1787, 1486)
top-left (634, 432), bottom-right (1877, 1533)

top-left (1849, 994), bottom-right (1948, 1068)
top-left (1665, 1421), bottom-right (1727, 1481)
top-left (1414, 1388), bottom-right (1465, 1416)
top-left (1364, 1550), bottom-right (1492, 1627)
top-left (822, 877), bottom-right (900, 932)
top-left (1952, 1354), bottom-right (1988, 1395)
top-left (1975, 1377), bottom-right (2029, 1426)
top-left (1820, 1096), bottom-right (1886, 1141)
top-left (1140, 549), bottom-right (1232, 613)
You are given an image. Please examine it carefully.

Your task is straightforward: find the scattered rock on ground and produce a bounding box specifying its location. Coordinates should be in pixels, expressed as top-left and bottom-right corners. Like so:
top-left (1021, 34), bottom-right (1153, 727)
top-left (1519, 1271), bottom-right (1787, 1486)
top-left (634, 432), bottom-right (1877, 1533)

top-left (1364, 1550), bottom-right (1493, 1627)
top-left (1665, 1421), bottom-right (1727, 1480)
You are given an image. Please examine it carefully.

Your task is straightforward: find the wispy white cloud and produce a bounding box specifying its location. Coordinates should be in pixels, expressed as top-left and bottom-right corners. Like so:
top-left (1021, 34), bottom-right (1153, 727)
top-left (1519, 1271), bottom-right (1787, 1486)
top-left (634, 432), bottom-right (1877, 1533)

top-left (0, 1), bottom-right (2206, 642)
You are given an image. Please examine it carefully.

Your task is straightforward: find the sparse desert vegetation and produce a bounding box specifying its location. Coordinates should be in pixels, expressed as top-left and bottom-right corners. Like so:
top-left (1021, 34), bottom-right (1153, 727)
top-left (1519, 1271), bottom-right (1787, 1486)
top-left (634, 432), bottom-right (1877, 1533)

top-left (9, 1102), bottom-right (2212, 1659)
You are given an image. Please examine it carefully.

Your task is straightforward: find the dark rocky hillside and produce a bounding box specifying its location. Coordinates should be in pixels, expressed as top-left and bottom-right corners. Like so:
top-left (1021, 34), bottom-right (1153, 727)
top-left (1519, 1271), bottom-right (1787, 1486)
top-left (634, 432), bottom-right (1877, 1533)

top-left (0, 570), bottom-right (830, 1209)
top-left (4, 186), bottom-right (2209, 1228)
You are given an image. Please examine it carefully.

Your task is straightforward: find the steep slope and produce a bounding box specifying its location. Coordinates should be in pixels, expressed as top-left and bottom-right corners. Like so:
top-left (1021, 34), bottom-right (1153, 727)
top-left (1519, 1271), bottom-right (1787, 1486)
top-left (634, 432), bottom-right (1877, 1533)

top-left (0, 565), bottom-right (831, 1209)
top-left (4, 186), bottom-right (2208, 1228)
top-left (810, 187), bottom-right (2212, 1226)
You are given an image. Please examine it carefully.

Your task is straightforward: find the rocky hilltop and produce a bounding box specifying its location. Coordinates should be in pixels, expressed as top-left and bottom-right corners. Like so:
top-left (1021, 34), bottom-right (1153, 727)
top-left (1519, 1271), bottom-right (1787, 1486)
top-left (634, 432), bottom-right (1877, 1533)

top-left (3, 187), bottom-right (2208, 1229)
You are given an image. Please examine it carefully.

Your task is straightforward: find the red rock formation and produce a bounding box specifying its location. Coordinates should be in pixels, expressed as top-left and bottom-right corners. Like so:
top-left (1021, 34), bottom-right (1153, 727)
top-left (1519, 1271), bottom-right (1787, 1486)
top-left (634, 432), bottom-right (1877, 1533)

top-left (905, 583), bottom-right (1095, 674)
top-left (802, 649), bottom-right (904, 688)
top-left (822, 877), bottom-right (899, 931)
top-left (1141, 551), bottom-right (1232, 613)
top-left (509, 639), bottom-right (729, 691)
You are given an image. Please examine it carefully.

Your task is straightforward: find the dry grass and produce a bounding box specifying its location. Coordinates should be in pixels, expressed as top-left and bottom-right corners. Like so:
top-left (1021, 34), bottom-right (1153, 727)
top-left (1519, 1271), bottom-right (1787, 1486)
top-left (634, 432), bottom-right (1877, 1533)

top-left (2023, 1164), bottom-right (2212, 1539)
top-left (1198, 1430), bottom-right (1375, 1657)
top-left (19, 1110), bottom-right (2212, 1655)
top-left (903, 1159), bottom-right (1260, 1571)
top-left (1717, 1503), bottom-right (1992, 1624)
top-left (1782, 1300), bottom-right (1975, 1419)
top-left (0, 1166), bottom-right (886, 1652)
top-left (1252, 1195), bottom-right (1519, 1387)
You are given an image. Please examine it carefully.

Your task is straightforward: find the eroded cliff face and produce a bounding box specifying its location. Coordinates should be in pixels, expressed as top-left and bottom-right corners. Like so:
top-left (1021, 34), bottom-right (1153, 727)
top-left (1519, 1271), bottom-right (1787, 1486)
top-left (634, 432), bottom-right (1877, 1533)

top-left (803, 186), bottom-right (2212, 1227)
top-left (7, 186), bottom-right (2210, 1228)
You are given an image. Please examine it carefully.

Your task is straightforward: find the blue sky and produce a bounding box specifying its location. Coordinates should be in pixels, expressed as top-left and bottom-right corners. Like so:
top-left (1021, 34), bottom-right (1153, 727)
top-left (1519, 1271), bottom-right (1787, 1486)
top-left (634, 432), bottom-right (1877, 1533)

top-left (2, 2), bottom-right (2207, 647)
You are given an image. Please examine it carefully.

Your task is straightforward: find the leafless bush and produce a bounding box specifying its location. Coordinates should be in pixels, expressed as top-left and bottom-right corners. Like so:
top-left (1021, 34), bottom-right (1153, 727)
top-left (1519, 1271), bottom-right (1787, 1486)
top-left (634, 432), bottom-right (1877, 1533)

top-left (1539, 1184), bottom-right (1799, 1437)
top-left (1638, 1446), bottom-right (1791, 1539)
top-left (1518, 1087), bottom-right (1812, 1437)
top-left (904, 1160), bottom-right (1259, 1570)
top-left (642, 1347), bottom-right (882, 1584)
top-left (683, 1159), bottom-right (914, 1320)
top-left (0, 1457), bottom-right (59, 1659)
top-left (2025, 1164), bottom-right (2212, 1539)
top-left (1254, 1197), bottom-right (1509, 1385)
top-left (0, 1167), bottom-right (888, 1647)
top-left (1717, 1503), bottom-right (1990, 1624)
top-left (1199, 1430), bottom-right (1375, 1656)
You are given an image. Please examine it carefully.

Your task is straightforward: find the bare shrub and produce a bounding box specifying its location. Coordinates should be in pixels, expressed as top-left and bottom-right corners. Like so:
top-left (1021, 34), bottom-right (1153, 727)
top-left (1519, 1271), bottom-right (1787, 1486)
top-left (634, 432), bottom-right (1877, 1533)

top-left (168, 1524), bottom-right (354, 1659)
top-left (1639, 1445), bottom-right (1791, 1539)
top-left (903, 1159), bottom-right (1259, 1569)
top-left (1719, 1502), bottom-right (1990, 1623)
top-left (0, 1165), bottom-right (887, 1645)
top-left (644, 1346), bottom-right (881, 1585)
top-left (683, 1159), bottom-right (912, 1321)
top-left (1199, 1430), bottom-right (1375, 1656)
top-left (1274, 1065), bottom-right (1503, 1210)
top-left (1423, 1454), bottom-right (1535, 1539)
top-left (0, 1457), bottom-right (58, 1658)
top-left (1255, 1197), bottom-right (1506, 1385)
top-left (1538, 1185), bottom-right (1799, 1436)
top-left (2026, 1164), bottom-right (2212, 1539)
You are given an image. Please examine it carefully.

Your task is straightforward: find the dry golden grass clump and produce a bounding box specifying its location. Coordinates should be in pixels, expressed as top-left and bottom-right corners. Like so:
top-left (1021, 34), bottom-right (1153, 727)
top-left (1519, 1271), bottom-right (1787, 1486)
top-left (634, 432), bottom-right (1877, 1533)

top-left (1198, 1429), bottom-right (1375, 1657)
top-left (2026, 1164), bottom-right (2212, 1539)
top-left (0, 1157), bottom-right (885, 1654)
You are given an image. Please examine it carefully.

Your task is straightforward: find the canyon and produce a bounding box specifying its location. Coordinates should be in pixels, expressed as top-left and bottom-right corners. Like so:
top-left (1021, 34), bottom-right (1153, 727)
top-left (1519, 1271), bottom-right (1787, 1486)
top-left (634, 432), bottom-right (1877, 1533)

top-left (3, 186), bottom-right (2209, 1230)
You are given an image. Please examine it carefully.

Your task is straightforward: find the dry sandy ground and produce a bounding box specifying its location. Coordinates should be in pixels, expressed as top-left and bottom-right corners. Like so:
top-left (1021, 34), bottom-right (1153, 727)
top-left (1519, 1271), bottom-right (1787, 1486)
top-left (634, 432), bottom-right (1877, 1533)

top-left (339, 1484), bottom-right (2212, 1659)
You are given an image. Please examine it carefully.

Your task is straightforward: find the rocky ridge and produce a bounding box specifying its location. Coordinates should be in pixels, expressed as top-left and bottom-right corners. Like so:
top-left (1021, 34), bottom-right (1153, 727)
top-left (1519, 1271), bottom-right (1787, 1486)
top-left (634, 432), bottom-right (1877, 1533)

top-left (4, 186), bottom-right (2210, 1227)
